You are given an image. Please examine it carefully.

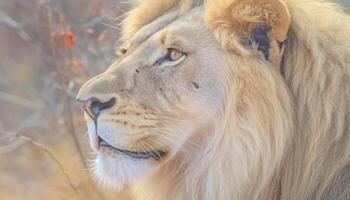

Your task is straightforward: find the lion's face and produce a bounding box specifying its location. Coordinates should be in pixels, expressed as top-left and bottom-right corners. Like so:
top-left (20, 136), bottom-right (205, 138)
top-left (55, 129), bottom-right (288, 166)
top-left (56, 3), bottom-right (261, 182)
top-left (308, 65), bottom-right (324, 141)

top-left (77, 0), bottom-right (292, 191)
top-left (77, 8), bottom-right (226, 189)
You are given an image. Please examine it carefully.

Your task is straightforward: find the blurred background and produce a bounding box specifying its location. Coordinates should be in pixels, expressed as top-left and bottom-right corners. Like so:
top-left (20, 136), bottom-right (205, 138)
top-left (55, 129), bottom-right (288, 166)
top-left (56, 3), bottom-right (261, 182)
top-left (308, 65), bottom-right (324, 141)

top-left (0, 0), bottom-right (129, 199)
top-left (0, 0), bottom-right (348, 200)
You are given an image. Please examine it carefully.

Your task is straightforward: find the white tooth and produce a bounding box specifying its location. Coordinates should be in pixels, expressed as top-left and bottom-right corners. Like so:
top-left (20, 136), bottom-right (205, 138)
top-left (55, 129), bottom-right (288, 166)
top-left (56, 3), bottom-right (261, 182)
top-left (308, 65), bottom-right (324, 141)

top-left (86, 119), bottom-right (99, 152)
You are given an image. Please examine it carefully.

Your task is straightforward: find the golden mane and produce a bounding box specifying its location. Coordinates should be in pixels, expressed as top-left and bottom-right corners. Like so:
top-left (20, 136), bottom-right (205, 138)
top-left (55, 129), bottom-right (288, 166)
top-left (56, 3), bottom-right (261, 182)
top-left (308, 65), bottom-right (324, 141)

top-left (121, 0), bottom-right (199, 41)
top-left (118, 0), bottom-right (350, 199)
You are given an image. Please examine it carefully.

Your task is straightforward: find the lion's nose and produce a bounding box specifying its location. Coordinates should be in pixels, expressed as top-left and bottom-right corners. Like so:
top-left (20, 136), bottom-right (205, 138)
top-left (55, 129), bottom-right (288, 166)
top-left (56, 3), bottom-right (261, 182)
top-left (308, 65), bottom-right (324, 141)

top-left (81, 97), bottom-right (116, 120)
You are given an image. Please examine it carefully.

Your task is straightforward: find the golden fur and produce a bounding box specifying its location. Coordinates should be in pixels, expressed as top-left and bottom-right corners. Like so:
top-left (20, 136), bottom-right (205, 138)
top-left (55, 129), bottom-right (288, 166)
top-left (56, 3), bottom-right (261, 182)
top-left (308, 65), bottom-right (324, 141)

top-left (78, 0), bottom-right (350, 199)
top-left (123, 0), bottom-right (350, 199)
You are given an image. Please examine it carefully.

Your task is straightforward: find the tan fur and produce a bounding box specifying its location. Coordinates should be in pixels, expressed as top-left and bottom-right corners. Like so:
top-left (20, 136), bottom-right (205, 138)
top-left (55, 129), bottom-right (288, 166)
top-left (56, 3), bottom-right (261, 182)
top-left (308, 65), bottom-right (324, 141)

top-left (78, 0), bottom-right (350, 199)
top-left (121, 0), bottom-right (198, 41)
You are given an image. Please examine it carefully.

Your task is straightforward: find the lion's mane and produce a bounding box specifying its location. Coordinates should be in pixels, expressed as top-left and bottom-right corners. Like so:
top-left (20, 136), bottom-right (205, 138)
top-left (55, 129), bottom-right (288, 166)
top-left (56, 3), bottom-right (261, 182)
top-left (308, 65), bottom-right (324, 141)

top-left (120, 0), bottom-right (350, 199)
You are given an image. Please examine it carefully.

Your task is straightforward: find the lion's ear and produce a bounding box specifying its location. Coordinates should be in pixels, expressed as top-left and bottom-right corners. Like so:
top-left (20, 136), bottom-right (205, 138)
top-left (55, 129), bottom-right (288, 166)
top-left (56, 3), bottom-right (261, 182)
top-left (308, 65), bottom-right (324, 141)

top-left (205, 0), bottom-right (291, 65)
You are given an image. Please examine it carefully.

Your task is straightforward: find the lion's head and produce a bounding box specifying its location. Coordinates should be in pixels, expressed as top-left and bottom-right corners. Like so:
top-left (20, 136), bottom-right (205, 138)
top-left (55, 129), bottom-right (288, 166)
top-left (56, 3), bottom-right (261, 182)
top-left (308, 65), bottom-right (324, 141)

top-left (77, 0), bottom-right (350, 199)
top-left (78, 7), bottom-right (227, 188)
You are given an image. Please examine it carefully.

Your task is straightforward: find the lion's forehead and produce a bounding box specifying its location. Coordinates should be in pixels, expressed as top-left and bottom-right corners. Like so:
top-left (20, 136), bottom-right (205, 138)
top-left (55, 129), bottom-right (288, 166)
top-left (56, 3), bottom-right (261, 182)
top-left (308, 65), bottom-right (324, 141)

top-left (127, 6), bottom-right (205, 50)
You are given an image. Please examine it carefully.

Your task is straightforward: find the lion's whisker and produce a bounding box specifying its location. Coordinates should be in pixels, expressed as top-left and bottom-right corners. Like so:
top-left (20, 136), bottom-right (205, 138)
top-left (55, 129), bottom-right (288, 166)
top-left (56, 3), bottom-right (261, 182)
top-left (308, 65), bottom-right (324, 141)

top-left (152, 121), bottom-right (201, 148)
top-left (147, 128), bottom-right (201, 149)
top-left (143, 133), bottom-right (193, 159)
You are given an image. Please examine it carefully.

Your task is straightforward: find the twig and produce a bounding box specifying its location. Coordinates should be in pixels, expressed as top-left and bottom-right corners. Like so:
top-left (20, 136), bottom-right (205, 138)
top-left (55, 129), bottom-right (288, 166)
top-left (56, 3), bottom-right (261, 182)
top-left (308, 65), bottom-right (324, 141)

top-left (0, 131), bottom-right (81, 199)
top-left (45, 6), bottom-right (108, 200)
top-left (101, 22), bottom-right (121, 30)
top-left (51, 82), bottom-right (77, 98)
top-left (0, 9), bottom-right (31, 42)
top-left (81, 15), bottom-right (105, 29)
top-left (0, 91), bottom-right (41, 110)
top-left (46, 5), bottom-right (88, 169)
top-left (0, 114), bottom-right (42, 154)
top-left (60, 13), bottom-right (108, 200)
top-left (0, 139), bottom-right (24, 154)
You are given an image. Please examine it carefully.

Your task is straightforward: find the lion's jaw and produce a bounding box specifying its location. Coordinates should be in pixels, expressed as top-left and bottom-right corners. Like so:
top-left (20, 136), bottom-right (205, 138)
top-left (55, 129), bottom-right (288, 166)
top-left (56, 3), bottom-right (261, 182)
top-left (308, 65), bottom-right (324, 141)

top-left (86, 104), bottom-right (209, 191)
top-left (91, 117), bottom-right (213, 191)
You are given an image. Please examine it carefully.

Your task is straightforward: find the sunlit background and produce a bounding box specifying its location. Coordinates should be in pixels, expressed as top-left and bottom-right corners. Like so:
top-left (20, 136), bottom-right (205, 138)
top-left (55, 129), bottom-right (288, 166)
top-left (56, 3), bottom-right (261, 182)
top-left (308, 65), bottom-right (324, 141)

top-left (0, 0), bottom-right (349, 200)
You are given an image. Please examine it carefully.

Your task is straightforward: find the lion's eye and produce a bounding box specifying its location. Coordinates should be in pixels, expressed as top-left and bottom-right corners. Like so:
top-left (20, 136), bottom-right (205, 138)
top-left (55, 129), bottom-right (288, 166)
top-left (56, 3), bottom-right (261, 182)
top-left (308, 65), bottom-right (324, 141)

top-left (154, 46), bottom-right (186, 66)
top-left (167, 48), bottom-right (183, 61)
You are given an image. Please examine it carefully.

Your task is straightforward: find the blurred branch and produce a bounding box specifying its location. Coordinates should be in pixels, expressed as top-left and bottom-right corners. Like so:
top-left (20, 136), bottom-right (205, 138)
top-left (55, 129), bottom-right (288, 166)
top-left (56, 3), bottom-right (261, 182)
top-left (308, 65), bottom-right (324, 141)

top-left (0, 138), bottom-right (24, 154)
top-left (0, 131), bottom-right (81, 200)
top-left (0, 9), bottom-right (31, 42)
top-left (52, 81), bottom-right (77, 98)
top-left (46, 4), bottom-right (88, 167)
top-left (0, 90), bottom-right (41, 110)
top-left (101, 22), bottom-right (121, 30)
top-left (0, 113), bottom-right (42, 154)
top-left (48, 5), bottom-right (109, 199)
top-left (81, 15), bottom-right (104, 29)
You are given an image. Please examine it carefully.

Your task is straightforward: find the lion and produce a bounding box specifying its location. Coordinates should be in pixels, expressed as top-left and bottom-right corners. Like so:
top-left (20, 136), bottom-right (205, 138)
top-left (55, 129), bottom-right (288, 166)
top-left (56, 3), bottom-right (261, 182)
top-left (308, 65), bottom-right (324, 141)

top-left (76, 0), bottom-right (350, 199)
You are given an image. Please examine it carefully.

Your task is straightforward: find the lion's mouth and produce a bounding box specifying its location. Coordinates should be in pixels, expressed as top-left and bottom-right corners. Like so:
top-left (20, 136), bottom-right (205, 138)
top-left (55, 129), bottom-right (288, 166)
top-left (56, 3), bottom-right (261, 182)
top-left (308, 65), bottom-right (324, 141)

top-left (99, 137), bottom-right (166, 160)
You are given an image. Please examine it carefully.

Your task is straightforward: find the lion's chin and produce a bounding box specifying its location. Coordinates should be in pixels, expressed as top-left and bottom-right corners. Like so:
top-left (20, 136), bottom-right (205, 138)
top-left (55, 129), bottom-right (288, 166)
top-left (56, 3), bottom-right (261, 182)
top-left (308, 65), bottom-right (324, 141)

top-left (92, 151), bottom-right (154, 191)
